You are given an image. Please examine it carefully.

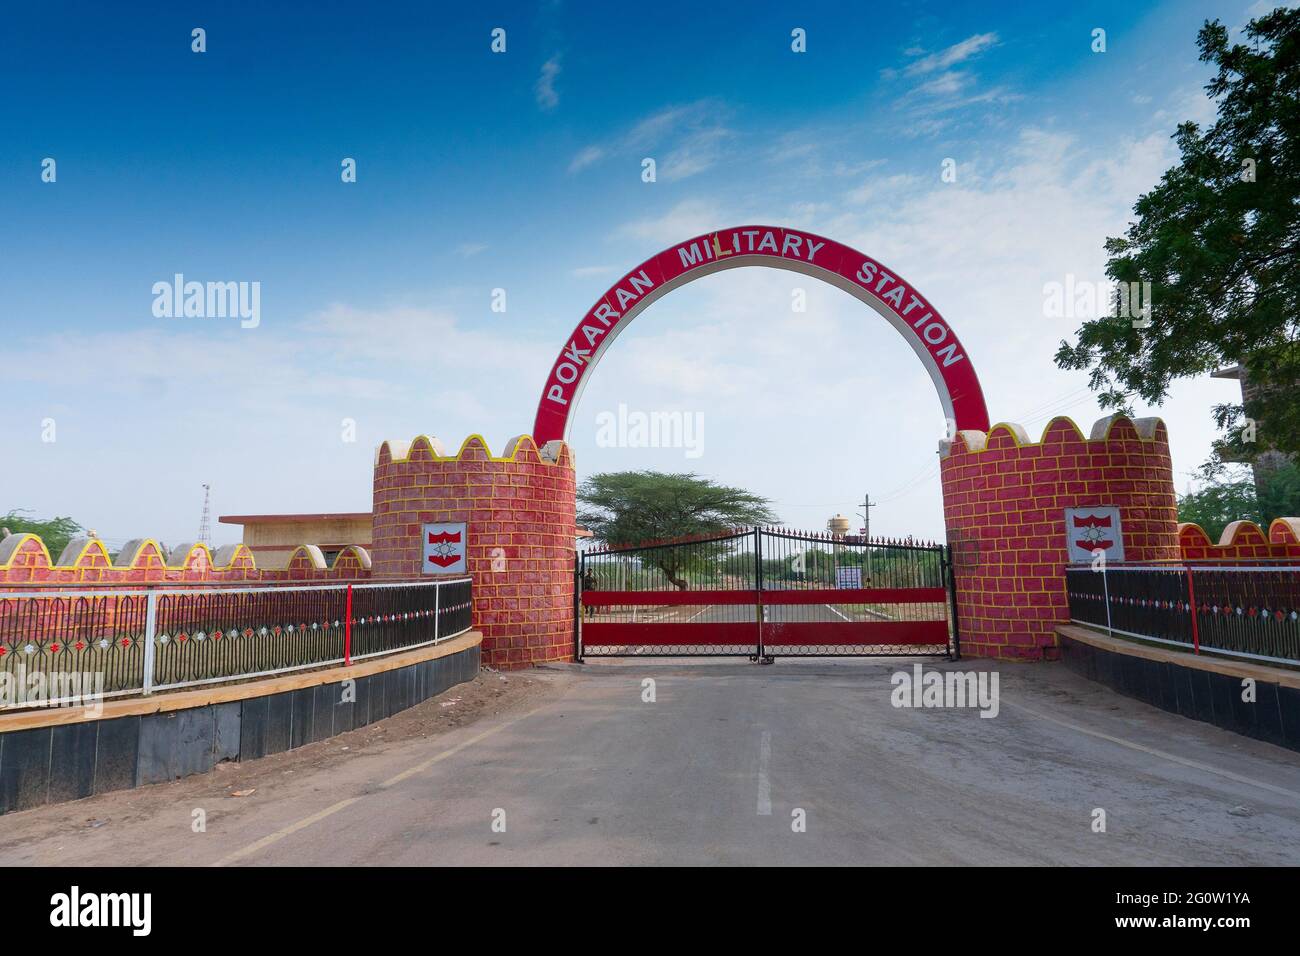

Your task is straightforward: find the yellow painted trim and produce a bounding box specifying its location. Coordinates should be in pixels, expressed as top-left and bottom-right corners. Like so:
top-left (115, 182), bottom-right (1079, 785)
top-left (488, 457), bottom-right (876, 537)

top-left (0, 535), bottom-right (262, 573)
top-left (114, 538), bottom-right (169, 567)
top-left (169, 541), bottom-right (257, 572)
top-left (63, 537), bottom-right (114, 567)
top-left (330, 544), bottom-right (372, 571)
top-left (1088, 414), bottom-right (1165, 443)
top-left (172, 541), bottom-right (218, 569)
top-left (0, 533), bottom-right (55, 570)
top-left (376, 432), bottom-right (572, 467)
top-left (283, 543), bottom-right (327, 569)
top-left (1179, 519), bottom-right (1294, 549)
top-left (1217, 519), bottom-right (1270, 547)
top-left (947, 414), bottom-right (1166, 457)
top-left (0, 536), bottom-right (367, 576)
top-left (219, 543), bottom-right (256, 570)
top-left (1176, 521), bottom-right (1214, 543)
top-left (1268, 517), bottom-right (1300, 543)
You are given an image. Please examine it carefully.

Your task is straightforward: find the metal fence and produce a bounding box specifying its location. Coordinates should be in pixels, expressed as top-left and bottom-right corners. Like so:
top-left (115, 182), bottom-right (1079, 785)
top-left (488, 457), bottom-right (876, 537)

top-left (0, 578), bottom-right (472, 709)
top-left (1065, 564), bottom-right (1300, 666)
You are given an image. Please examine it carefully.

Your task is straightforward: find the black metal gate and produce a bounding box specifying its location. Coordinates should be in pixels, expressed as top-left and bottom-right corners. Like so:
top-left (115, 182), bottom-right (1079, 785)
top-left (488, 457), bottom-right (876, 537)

top-left (577, 527), bottom-right (957, 660)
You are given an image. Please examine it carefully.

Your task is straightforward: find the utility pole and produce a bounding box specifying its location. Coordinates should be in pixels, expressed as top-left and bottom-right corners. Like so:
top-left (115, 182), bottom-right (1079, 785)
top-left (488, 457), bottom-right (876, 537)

top-left (198, 483), bottom-right (212, 547)
top-left (858, 493), bottom-right (876, 581)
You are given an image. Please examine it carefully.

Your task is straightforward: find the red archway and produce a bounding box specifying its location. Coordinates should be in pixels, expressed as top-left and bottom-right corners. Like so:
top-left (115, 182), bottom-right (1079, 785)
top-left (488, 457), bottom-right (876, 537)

top-left (532, 225), bottom-right (989, 443)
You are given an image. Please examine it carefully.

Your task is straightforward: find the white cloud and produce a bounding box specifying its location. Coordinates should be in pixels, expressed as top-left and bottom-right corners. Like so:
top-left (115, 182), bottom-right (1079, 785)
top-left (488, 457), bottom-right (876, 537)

top-left (845, 173), bottom-right (920, 205)
top-left (614, 199), bottom-right (729, 246)
top-left (766, 129), bottom-right (887, 180)
top-left (884, 32), bottom-right (1017, 138)
top-left (535, 56), bottom-right (561, 111)
top-left (767, 137), bottom-right (819, 165)
top-left (1152, 84), bottom-right (1219, 128)
top-left (570, 100), bottom-right (731, 181)
top-left (575, 118), bottom-right (1228, 535)
top-left (456, 242), bottom-right (488, 257)
top-left (299, 304), bottom-right (551, 372)
top-left (1, 301), bottom-right (558, 543)
top-left (916, 71), bottom-right (969, 97)
top-left (661, 126), bottom-right (730, 181)
top-left (568, 145), bottom-right (606, 173)
top-left (1246, 0), bottom-right (1298, 16)
top-left (626, 105), bottom-right (696, 148)
top-left (904, 32), bottom-right (999, 76)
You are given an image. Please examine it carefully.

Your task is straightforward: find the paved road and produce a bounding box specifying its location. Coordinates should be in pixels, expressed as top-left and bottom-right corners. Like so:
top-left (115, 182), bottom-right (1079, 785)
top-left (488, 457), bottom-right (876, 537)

top-left (608, 600), bottom-right (904, 632)
top-left (620, 602), bottom-right (887, 625)
top-left (2, 658), bottom-right (1299, 866)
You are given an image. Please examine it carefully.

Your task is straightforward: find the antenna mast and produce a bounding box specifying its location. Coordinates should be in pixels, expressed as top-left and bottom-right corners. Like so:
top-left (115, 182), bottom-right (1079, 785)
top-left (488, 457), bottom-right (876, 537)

top-left (198, 483), bottom-right (212, 546)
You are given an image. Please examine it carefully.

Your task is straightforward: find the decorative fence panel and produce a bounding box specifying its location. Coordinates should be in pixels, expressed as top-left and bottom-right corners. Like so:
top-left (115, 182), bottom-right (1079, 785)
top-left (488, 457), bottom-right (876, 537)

top-left (1065, 564), bottom-right (1300, 666)
top-left (0, 578), bottom-right (473, 709)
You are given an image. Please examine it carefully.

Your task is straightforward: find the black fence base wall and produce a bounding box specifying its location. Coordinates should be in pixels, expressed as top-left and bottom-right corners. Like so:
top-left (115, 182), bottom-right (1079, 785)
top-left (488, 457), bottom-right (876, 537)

top-left (0, 642), bottom-right (481, 816)
top-left (1058, 625), bottom-right (1300, 753)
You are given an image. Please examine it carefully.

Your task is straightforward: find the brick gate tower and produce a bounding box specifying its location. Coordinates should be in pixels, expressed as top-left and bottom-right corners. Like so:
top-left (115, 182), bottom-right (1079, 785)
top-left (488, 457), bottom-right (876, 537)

top-left (939, 414), bottom-right (1180, 660)
top-left (370, 433), bottom-right (577, 667)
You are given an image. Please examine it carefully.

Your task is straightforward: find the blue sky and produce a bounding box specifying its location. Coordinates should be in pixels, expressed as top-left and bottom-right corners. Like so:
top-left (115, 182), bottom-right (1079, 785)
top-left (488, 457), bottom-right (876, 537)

top-left (0, 0), bottom-right (1279, 550)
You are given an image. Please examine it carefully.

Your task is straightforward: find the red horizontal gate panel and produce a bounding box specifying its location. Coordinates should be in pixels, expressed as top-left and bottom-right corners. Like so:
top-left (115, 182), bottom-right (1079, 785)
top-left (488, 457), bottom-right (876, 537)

top-left (583, 590), bottom-right (755, 606)
top-left (582, 587), bottom-right (946, 606)
top-left (582, 622), bottom-right (757, 646)
top-left (763, 588), bottom-right (946, 605)
top-left (762, 620), bottom-right (948, 646)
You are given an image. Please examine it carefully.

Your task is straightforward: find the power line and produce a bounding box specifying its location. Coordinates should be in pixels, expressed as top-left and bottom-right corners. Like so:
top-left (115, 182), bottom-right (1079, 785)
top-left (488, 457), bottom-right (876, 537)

top-left (869, 385), bottom-right (1113, 507)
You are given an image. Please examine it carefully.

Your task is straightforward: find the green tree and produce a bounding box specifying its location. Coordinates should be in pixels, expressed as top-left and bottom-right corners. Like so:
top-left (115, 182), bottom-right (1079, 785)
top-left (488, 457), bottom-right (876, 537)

top-left (0, 510), bottom-right (85, 561)
top-left (1055, 8), bottom-right (1300, 460)
top-left (577, 471), bottom-right (776, 589)
top-left (1177, 459), bottom-right (1300, 540)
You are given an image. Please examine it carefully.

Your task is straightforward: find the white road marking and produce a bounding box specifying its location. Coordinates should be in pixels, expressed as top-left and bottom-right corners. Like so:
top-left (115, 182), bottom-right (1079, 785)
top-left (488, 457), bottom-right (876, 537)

top-left (1004, 700), bottom-right (1300, 801)
top-left (211, 702), bottom-right (553, 866)
top-left (757, 730), bottom-right (772, 816)
top-left (823, 604), bottom-right (852, 622)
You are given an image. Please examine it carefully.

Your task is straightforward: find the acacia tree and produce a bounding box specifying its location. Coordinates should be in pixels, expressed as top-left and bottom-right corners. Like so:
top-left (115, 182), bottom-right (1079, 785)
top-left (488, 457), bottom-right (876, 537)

top-left (577, 471), bottom-right (776, 589)
top-left (1055, 8), bottom-right (1300, 461)
top-left (0, 510), bottom-right (84, 560)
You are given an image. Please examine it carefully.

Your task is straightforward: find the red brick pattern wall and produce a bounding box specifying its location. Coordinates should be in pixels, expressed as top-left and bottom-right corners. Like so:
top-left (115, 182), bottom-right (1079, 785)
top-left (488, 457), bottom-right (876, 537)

top-left (370, 434), bottom-right (577, 668)
top-left (940, 415), bottom-right (1180, 660)
top-left (1178, 518), bottom-right (1300, 561)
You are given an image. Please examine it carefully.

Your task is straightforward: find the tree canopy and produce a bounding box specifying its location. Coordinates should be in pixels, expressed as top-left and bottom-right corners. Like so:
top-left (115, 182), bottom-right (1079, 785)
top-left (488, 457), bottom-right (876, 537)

top-left (1055, 7), bottom-right (1300, 461)
top-left (0, 510), bottom-right (84, 561)
top-left (1177, 460), bottom-right (1300, 541)
top-left (577, 471), bottom-right (777, 589)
